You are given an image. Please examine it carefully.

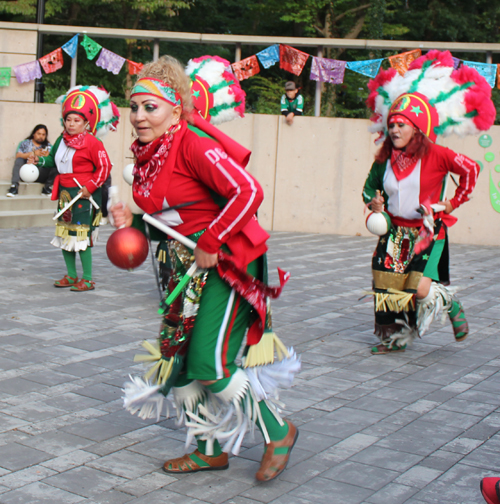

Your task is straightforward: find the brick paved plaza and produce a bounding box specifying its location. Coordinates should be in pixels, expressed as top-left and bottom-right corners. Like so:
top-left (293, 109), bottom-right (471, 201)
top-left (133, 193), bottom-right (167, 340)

top-left (1, 225), bottom-right (500, 503)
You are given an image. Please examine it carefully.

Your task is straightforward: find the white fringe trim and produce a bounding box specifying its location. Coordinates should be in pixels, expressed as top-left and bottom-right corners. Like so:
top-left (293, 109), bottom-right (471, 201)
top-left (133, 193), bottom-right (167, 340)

top-left (172, 380), bottom-right (207, 427)
top-left (417, 282), bottom-right (454, 337)
top-left (246, 349), bottom-right (300, 402)
top-left (50, 228), bottom-right (98, 252)
top-left (122, 375), bottom-right (162, 421)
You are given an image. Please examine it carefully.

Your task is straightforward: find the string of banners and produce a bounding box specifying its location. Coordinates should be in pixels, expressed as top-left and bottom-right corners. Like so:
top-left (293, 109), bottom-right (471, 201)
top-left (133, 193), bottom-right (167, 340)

top-left (0, 35), bottom-right (499, 90)
top-left (0, 34), bottom-right (143, 87)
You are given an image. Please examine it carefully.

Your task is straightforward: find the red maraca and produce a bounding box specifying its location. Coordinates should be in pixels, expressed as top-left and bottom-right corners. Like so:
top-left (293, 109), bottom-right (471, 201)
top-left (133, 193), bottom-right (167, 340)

top-left (106, 186), bottom-right (149, 270)
top-left (106, 227), bottom-right (149, 270)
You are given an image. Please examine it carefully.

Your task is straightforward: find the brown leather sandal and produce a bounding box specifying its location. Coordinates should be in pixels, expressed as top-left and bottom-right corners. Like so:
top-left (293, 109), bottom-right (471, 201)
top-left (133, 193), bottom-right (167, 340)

top-left (54, 275), bottom-right (78, 288)
top-left (70, 279), bottom-right (95, 292)
top-left (255, 420), bottom-right (298, 482)
top-left (163, 450), bottom-right (229, 474)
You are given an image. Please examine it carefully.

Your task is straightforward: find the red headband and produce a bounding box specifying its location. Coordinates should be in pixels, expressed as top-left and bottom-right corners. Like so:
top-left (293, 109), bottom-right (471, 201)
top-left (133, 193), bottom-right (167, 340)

top-left (388, 114), bottom-right (415, 128)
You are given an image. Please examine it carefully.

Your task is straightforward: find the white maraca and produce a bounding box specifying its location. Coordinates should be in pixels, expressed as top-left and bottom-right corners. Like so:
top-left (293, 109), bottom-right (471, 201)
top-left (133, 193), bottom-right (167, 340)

top-left (123, 163), bottom-right (135, 186)
top-left (19, 163), bottom-right (39, 183)
top-left (366, 211), bottom-right (391, 236)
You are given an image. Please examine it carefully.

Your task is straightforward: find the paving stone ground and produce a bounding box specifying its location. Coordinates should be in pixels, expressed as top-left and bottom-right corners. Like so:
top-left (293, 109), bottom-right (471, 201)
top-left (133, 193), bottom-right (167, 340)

top-left (1, 225), bottom-right (500, 504)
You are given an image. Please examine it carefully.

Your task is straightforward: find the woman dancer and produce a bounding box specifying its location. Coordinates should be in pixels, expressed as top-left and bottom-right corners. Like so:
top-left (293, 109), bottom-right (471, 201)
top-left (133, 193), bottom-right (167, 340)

top-left (111, 56), bottom-right (299, 481)
top-left (363, 50), bottom-right (495, 354)
top-left (30, 86), bottom-right (119, 291)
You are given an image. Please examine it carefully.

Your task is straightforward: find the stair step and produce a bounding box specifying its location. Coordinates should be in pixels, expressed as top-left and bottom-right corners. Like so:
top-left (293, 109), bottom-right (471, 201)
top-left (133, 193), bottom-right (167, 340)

top-left (0, 209), bottom-right (55, 228)
top-left (0, 194), bottom-right (55, 212)
top-left (0, 180), bottom-right (49, 197)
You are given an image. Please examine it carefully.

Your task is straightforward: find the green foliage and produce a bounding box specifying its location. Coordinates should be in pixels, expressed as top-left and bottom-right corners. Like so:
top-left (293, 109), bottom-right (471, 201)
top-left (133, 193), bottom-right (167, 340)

top-left (241, 75), bottom-right (286, 114)
top-left (4, 0), bottom-right (500, 123)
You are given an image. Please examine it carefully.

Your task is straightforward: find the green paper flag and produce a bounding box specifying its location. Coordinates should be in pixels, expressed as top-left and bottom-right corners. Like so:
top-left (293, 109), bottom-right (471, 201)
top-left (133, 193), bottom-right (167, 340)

top-left (81, 34), bottom-right (102, 61)
top-left (0, 67), bottom-right (11, 86)
top-left (489, 171), bottom-right (500, 213)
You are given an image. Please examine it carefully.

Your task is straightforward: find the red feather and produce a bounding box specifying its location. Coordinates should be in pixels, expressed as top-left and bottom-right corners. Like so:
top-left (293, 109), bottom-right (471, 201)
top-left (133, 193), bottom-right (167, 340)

top-left (409, 50), bottom-right (455, 70)
top-left (366, 68), bottom-right (397, 111)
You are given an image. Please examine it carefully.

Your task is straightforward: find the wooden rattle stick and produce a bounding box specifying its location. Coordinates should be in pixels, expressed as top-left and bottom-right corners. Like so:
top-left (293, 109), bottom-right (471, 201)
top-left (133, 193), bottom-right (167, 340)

top-left (108, 186), bottom-right (126, 229)
top-left (53, 193), bottom-right (82, 220)
top-left (142, 214), bottom-right (200, 307)
top-left (73, 177), bottom-right (100, 210)
top-left (142, 214), bottom-right (197, 250)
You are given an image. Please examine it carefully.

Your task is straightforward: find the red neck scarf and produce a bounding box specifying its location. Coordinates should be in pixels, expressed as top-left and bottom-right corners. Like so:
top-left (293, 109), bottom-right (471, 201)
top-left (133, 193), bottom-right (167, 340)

top-left (62, 130), bottom-right (88, 150)
top-left (130, 124), bottom-right (179, 198)
top-left (390, 148), bottom-right (419, 181)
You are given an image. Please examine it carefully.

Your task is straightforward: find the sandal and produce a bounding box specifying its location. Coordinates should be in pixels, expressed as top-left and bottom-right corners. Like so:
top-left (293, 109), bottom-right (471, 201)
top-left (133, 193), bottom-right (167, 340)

top-left (371, 343), bottom-right (406, 355)
top-left (163, 450), bottom-right (229, 474)
top-left (54, 275), bottom-right (78, 288)
top-left (255, 420), bottom-right (298, 482)
top-left (449, 301), bottom-right (469, 342)
top-left (70, 279), bottom-right (95, 292)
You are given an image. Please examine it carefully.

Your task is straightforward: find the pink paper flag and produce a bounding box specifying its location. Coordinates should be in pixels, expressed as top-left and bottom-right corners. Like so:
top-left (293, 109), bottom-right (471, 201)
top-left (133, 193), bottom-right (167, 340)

top-left (96, 48), bottom-right (125, 75)
top-left (13, 60), bottom-right (42, 84)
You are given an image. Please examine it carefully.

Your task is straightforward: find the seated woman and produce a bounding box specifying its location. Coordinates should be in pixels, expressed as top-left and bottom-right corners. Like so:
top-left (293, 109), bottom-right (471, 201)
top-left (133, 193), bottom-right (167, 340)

top-left (6, 124), bottom-right (55, 197)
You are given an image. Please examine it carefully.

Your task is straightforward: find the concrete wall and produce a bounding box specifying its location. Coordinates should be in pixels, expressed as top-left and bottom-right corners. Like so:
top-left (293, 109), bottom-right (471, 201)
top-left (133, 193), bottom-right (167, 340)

top-left (1, 24), bottom-right (498, 245)
top-left (0, 27), bottom-right (36, 102)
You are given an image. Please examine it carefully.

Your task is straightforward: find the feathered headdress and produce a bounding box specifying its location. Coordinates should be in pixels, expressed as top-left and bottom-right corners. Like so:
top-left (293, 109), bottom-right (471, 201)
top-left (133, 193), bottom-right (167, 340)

top-left (56, 85), bottom-right (120, 138)
top-left (367, 50), bottom-right (496, 143)
top-left (185, 55), bottom-right (246, 125)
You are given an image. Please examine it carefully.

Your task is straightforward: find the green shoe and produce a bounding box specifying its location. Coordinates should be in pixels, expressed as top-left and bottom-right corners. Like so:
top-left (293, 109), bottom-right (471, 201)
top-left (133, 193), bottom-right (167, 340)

top-left (449, 300), bottom-right (469, 342)
top-left (371, 343), bottom-right (407, 355)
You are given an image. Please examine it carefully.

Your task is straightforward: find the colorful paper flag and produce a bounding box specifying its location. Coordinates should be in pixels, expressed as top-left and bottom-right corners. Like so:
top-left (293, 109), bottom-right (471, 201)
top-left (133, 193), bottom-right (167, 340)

top-left (388, 49), bottom-right (422, 76)
top-left (39, 47), bottom-right (64, 74)
top-left (310, 57), bottom-right (346, 84)
top-left (127, 59), bottom-right (144, 75)
top-left (96, 48), bottom-right (125, 75)
top-left (256, 45), bottom-right (280, 69)
top-left (280, 44), bottom-right (309, 76)
top-left (0, 67), bottom-right (11, 87)
top-left (62, 35), bottom-right (79, 58)
top-left (346, 58), bottom-right (383, 78)
top-left (462, 60), bottom-right (497, 88)
top-left (231, 55), bottom-right (260, 81)
top-left (13, 60), bottom-right (42, 84)
top-left (81, 34), bottom-right (102, 61)
top-left (452, 57), bottom-right (461, 70)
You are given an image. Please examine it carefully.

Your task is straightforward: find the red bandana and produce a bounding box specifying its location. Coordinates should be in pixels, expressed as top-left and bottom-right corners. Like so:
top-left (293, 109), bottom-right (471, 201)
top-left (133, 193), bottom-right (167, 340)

top-left (390, 148), bottom-right (418, 181)
top-left (62, 130), bottom-right (88, 150)
top-left (130, 124), bottom-right (178, 197)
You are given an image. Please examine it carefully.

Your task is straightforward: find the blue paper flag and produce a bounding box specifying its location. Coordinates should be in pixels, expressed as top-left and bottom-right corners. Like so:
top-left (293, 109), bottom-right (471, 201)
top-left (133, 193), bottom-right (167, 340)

top-left (256, 45), bottom-right (280, 69)
top-left (62, 35), bottom-right (79, 59)
top-left (462, 60), bottom-right (497, 88)
top-left (346, 58), bottom-right (383, 78)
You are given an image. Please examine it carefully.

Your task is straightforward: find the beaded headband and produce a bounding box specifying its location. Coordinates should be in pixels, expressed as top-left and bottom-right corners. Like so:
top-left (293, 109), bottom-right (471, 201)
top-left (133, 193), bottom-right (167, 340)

top-left (130, 78), bottom-right (182, 107)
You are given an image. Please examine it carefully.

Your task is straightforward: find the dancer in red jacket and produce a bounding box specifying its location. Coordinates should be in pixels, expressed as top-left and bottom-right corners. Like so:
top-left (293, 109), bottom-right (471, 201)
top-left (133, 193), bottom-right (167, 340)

top-left (111, 56), bottom-right (299, 482)
top-left (363, 50), bottom-right (495, 354)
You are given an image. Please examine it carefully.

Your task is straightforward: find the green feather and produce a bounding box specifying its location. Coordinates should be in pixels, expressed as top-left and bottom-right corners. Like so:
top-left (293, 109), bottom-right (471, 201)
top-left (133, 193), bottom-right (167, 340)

top-left (464, 110), bottom-right (478, 118)
top-left (99, 98), bottom-right (110, 108)
top-left (209, 101), bottom-right (242, 117)
top-left (408, 59), bottom-right (433, 93)
top-left (95, 115), bottom-right (119, 131)
top-left (208, 80), bottom-right (234, 93)
top-left (429, 82), bottom-right (474, 106)
top-left (377, 87), bottom-right (392, 106)
top-left (189, 59), bottom-right (209, 78)
top-left (434, 117), bottom-right (461, 135)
